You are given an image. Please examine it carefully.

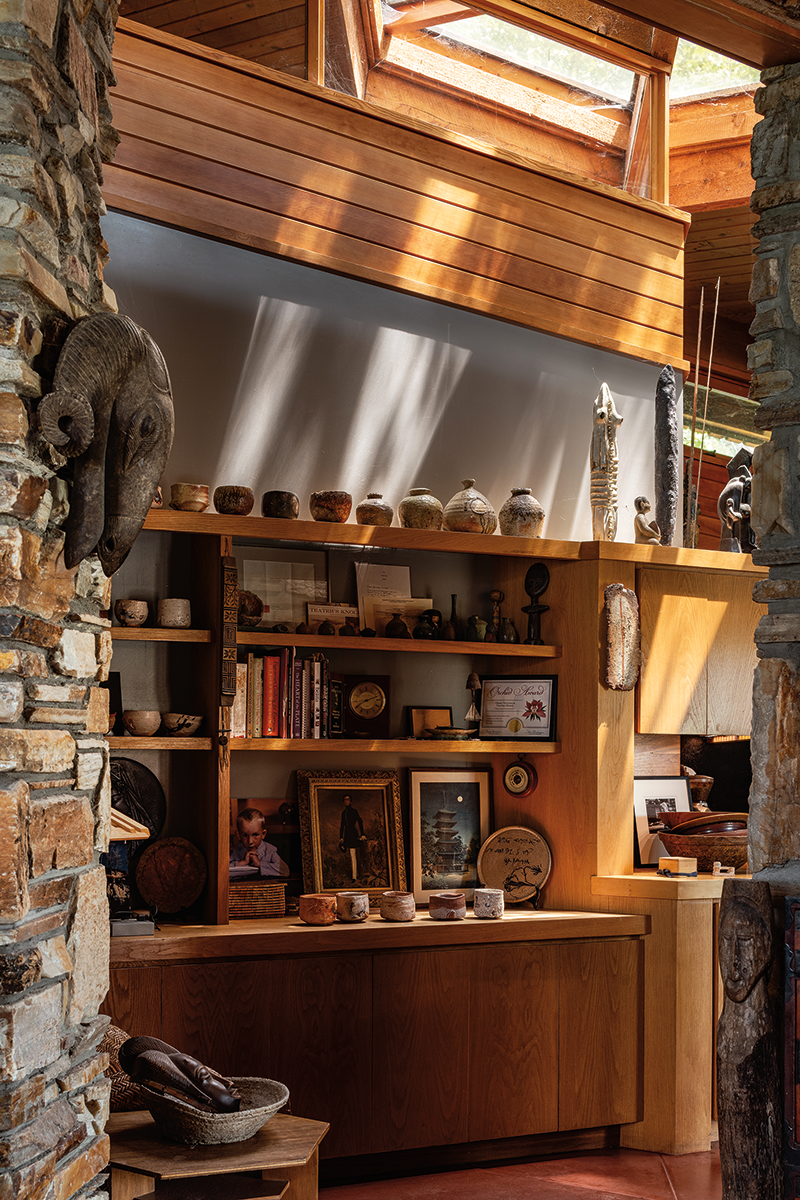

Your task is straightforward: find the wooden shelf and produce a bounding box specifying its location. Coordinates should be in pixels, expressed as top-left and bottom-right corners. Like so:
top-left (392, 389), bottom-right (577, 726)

top-left (229, 737), bottom-right (560, 753)
top-left (237, 631), bottom-right (561, 656)
top-left (106, 736), bottom-right (212, 750)
top-left (111, 627), bottom-right (212, 642)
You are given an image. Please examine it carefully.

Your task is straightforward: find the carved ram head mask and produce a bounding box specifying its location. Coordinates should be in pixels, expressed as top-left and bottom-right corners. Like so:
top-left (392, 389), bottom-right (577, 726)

top-left (38, 313), bottom-right (175, 576)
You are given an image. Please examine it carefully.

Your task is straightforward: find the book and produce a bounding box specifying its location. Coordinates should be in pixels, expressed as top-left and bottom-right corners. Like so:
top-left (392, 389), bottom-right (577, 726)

top-left (312, 656), bottom-right (322, 738)
top-left (231, 662), bottom-right (248, 738)
top-left (291, 658), bottom-right (303, 738)
top-left (328, 673), bottom-right (345, 737)
top-left (262, 654), bottom-right (281, 737)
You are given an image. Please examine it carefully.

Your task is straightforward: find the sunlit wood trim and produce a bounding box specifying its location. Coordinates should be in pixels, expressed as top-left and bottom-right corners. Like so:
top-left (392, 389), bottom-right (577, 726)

top-left (649, 70), bottom-right (668, 204)
top-left (669, 93), bottom-right (759, 150)
top-left (307, 0), bottom-right (325, 82)
top-left (385, 1), bottom-right (478, 32)
top-left (328, 0), bottom-right (370, 96)
top-left (623, 73), bottom-right (650, 197)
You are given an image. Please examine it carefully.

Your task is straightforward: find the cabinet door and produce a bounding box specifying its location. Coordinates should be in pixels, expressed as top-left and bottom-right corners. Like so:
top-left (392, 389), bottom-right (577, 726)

top-left (372, 948), bottom-right (471, 1152)
top-left (638, 570), bottom-right (709, 734)
top-left (102, 967), bottom-right (162, 1038)
top-left (706, 573), bottom-right (759, 736)
top-left (558, 939), bottom-right (643, 1130)
top-left (468, 944), bottom-right (559, 1140)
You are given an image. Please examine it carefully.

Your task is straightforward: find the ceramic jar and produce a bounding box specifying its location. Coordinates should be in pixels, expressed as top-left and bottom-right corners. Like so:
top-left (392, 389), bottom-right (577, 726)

top-left (336, 891), bottom-right (369, 922)
top-left (158, 598), bottom-right (191, 628)
top-left (122, 710), bottom-right (161, 737)
top-left (213, 485), bottom-right (254, 515)
top-left (428, 891), bottom-right (466, 920)
top-left (397, 488), bottom-right (443, 530)
top-left (356, 493), bottom-right (393, 526)
top-left (262, 490), bottom-right (299, 519)
top-left (170, 483), bottom-right (209, 512)
top-left (498, 488), bottom-right (545, 538)
top-left (474, 888), bottom-right (504, 919)
top-left (380, 890), bottom-right (416, 922)
top-left (115, 599), bottom-right (148, 627)
top-left (299, 893), bottom-right (337, 925)
top-left (309, 490), bottom-right (352, 523)
top-left (442, 479), bottom-right (497, 535)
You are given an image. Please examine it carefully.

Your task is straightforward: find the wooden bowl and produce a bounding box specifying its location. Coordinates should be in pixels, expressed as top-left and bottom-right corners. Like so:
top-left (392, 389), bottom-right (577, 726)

top-left (659, 810), bottom-right (746, 832)
top-left (659, 831), bottom-right (749, 872)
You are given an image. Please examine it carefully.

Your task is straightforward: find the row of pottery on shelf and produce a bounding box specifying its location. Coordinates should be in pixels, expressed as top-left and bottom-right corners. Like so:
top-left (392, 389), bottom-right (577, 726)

top-left (115, 598), bottom-right (191, 628)
top-left (121, 710), bottom-right (203, 737)
top-left (299, 888), bottom-right (504, 924)
top-left (168, 479), bottom-right (545, 537)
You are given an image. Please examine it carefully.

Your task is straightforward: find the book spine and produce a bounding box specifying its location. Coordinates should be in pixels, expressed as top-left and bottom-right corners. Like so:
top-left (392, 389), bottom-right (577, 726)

top-left (312, 657), bottom-right (321, 738)
top-left (291, 659), bottom-right (303, 738)
top-left (301, 659), bottom-right (312, 739)
top-left (278, 648), bottom-right (291, 739)
top-left (253, 657), bottom-right (264, 739)
top-left (262, 655), bottom-right (280, 737)
top-left (231, 662), bottom-right (248, 738)
top-left (320, 656), bottom-right (329, 738)
top-left (329, 674), bottom-right (344, 737)
top-left (246, 652), bottom-right (255, 738)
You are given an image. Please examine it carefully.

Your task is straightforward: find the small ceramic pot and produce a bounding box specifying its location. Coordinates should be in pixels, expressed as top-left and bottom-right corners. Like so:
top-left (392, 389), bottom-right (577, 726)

top-left (299, 893), bottom-right (337, 925)
top-left (213, 485), bottom-right (255, 516)
top-left (122, 710), bottom-right (161, 737)
top-left (499, 488), bottom-right (545, 538)
top-left (336, 891), bottom-right (369, 923)
top-left (170, 483), bottom-right (209, 512)
top-left (238, 591), bottom-right (264, 627)
top-left (309, 490), bottom-right (352, 523)
top-left (397, 487), bottom-right (443, 531)
top-left (161, 713), bottom-right (203, 737)
top-left (443, 479), bottom-right (497, 535)
top-left (157, 598), bottom-right (191, 628)
top-left (356, 493), bottom-right (393, 526)
top-left (474, 888), bottom-right (504, 919)
top-left (114, 599), bottom-right (148, 627)
top-left (262, 490), bottom-right (299, 520)
top-left (380, 891), bottom-right (416, 922)
top-left (428, 891), bottom-right (466, 920)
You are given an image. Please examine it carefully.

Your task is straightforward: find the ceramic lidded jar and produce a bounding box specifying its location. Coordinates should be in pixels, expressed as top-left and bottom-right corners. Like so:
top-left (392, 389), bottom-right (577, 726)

top-left (442, 479), bottom-right (497, 535)
top-left (397, 488), bottom-right (443, 531)
top-left (356, 492), bottom-right (393, 526)
top-left (499, 488), bottom-right (545, 538)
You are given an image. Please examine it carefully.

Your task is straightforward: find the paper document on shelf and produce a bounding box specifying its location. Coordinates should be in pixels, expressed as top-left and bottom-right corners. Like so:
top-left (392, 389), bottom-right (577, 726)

top-left (355, 563), bottom-right (411, 627)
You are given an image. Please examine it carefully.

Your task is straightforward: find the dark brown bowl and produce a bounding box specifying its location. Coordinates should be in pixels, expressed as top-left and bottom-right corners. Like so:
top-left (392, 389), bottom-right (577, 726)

top-left (309, 490), bottom-right (352, 523)
top-left (659, 810), bottom-right (747, 833)
top-left (214, 485), bottom-right (255, 515)
top-left (659, 831), bottom-right (748, 873)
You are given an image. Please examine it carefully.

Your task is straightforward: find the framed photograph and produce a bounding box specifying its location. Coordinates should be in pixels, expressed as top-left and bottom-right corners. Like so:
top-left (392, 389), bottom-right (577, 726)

top-left (229, 797), bottom-right (301, 882)
top-left (236, 546), bottom-right (328, 629)
top-left (407, 706), bottom-right (453, 738)
top-left (479, 675), bottom-right (557, 741)
top-left (409, 768), bottom-right (492, 904)
top-left (297, 770), bottom-right (406, 900)
top-left (633, 776), bottom-right (692, 867)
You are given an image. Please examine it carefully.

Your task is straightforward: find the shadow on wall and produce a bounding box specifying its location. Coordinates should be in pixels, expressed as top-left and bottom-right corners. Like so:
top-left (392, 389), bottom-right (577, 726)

top-left (102, 211), bottom-right (672, 543)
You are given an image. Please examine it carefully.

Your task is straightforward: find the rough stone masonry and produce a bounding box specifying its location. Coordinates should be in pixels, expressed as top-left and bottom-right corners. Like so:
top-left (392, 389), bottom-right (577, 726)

top-left (0, 0), bottom-right (121, 1196)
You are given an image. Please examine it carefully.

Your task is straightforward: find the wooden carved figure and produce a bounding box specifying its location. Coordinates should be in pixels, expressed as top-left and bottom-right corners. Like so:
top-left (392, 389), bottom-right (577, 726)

top-left (633, 496), bottom-right (661, 545)
top-left (590, 383), bottom-right (623, 541)
top-left (716, 879), bottom-right (781, 1200)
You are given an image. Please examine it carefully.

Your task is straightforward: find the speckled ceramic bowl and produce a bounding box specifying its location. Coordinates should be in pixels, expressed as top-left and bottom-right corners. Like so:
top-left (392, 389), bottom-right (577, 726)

top-left (214, 485), bottom-right (255, 516)
top-left (309, 490), bottom-right (352, 523)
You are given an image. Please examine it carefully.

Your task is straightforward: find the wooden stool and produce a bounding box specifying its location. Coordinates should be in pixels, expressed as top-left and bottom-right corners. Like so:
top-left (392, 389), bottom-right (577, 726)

top-left (107, 1111), bottom-right (329, 1200)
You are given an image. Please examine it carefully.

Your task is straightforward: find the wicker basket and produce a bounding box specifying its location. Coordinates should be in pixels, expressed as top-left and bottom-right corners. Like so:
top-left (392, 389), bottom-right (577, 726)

top-left (141, 1077), bottom-right (289, 1145)
top-left (228, 881), bottom-right (287, 920)
top-left (659, 832), bottom-right (748, 873)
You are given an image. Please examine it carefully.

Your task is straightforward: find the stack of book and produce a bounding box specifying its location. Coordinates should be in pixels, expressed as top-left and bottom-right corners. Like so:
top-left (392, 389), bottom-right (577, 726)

top-left (230, 650), bottom-right (344, 739)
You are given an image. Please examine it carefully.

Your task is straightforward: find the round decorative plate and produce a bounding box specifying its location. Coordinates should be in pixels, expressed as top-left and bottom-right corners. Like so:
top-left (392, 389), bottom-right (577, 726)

top-left (502, 760), bottom-right (538, 797)
top-left (477, 825), bottom-right (552, 904)
top-left (135, 837), bottom-right (207, 912)
top-left (110, 758), bottom-right (167, 843)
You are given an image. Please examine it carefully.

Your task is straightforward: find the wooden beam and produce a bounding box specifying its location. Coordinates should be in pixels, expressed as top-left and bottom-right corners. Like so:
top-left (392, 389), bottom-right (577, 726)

top-left (385, 1), bottom-right (478, 33)
top-left (649, 70), bottom-right (668, 204)
top-left (307, 0), bottom-right (325, 82)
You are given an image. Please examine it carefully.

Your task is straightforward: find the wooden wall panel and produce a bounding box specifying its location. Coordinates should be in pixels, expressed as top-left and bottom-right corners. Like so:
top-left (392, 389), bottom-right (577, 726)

top-left (637, 568), bottom-right (710, 735)
top-left (101, 966), bottom-right (161, 1037)
top-left (706, 571), bottom-right (759, 736)
top-left (107, 21), bottom-right (689, 369)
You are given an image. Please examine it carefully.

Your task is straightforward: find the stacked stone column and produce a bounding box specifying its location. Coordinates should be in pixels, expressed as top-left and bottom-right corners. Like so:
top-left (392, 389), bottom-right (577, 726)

top-left (0, 0), bottom-right (120, 1197)
top-left (748, 63), bottom-right (800, 896)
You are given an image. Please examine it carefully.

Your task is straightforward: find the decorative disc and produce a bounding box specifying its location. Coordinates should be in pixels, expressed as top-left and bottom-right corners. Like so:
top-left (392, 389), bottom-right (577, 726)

top-left (110, 757), bottom-right (166, 843)
top-left (477, 825), bottom-right (552, 904)
top-left (502, 760), bottom-right (538, 797)
top-left (135, 837), bottom-right (207, 912)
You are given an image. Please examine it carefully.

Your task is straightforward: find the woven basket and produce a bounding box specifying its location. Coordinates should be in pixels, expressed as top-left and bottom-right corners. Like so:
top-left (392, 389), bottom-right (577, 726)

top-left (141, 1076), bottom-right (289, 1145)
top-left (659, 832), bottom-right (748, 873)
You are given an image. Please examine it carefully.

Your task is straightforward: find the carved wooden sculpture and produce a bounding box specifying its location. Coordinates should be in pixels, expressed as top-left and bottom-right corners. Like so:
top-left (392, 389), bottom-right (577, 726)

top-left (717, 879), bottom-right (781, 1200)
top-left (590, 383), bottom-right (623, 541)
top-left (37, 313), bottom-right (174, 575)
top-left (654, 364), bottom-right (679, 546)
top-left (118, 1036), bottom-right (241, 1113)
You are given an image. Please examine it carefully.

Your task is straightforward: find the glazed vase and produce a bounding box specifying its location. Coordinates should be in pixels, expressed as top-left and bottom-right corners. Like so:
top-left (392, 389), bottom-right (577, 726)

top-left (497, 617), bottom-right (519, 644)
top-left (441, 594), bottom-right (461, 640)
top-left (385, 613), bottom-right (410, 638)
top-left (498, 488), bottom-right (545, 538)
top-left (442, 479), bottom-right (497, 534)
top-left (356, 492), bottom-right (393, 526)
top-left (397, 487), bottom-right (443, 530)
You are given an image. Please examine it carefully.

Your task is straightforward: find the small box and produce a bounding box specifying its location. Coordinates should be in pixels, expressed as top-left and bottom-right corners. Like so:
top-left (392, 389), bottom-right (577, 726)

top-left (658, 856), bottom-right (697, 874)
top-left (111, 917), bottom-right (155, 936)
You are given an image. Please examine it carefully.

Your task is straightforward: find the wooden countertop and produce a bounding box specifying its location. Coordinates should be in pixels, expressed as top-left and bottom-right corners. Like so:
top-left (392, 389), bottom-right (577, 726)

top-left (592, 871), bottom-right (748, 900)
top-left (110, 909), bottom-right (649, 964)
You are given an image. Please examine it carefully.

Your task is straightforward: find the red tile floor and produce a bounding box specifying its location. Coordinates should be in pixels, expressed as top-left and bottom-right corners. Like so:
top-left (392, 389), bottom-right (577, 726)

top-left (321, 1146), bottom-right (722, 1199)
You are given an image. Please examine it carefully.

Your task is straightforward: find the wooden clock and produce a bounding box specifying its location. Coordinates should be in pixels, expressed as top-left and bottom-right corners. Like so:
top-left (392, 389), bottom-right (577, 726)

top-left (344, 675), bottom-right (391, 737)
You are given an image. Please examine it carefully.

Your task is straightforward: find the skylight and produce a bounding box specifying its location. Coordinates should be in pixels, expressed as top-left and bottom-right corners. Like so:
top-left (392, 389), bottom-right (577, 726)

top-left (670, 40), bottom-right (760, 99)
top-left (427, 15), bottom-right (637, 104)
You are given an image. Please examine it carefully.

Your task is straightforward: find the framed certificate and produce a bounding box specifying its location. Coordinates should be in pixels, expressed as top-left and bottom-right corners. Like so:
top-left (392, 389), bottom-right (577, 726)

top-left (478, 675), bottom-right (557, 741)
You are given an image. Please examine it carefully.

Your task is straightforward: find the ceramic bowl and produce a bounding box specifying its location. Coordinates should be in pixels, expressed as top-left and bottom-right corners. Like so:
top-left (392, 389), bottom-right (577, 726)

top-left (380, 891), bottom-right (416, 922)
top-left (688, 775), bottom-right (714, 808)
top-left (262, 490), bottom-right (299, 519)
top-left (238, 590), bottom-right (264, 626)
top-left (122, 710), bottom-right (161, 737)
top-left (170, 483), bottom-right (209, 512)
top-left (214, 485), bottom-right (255, 516)
top-left (161, 712), bottom-right (203, 737)
top-left (299, 893), bottom-right (336, 925)
top-left (428, 891), bottom-right (466, 920)
top-left (114, 599), bottom-right (149, 627)
top-left (309, 490), bottom-right (352, 523)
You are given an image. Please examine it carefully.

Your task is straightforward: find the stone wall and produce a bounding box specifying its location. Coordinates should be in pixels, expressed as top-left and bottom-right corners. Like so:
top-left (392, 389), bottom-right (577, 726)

top-left (748, 63), bottom-right (800, 895)
top-left (0, 0), bottom-right (119, 1197)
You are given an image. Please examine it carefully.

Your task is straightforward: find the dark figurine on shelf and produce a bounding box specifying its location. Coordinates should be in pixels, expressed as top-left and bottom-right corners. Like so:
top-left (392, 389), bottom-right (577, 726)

top-left (119, 1036), bottom-right (241, 1114)
top-left (497, 617), bottom-right (519, 643)
top-left (413, 609), bottom-right (441, 639)
top-left (718, 448), bottom-right (758, 555)
top-left (385, 613), bottom-right (411, 638)
top-left (522, 562), bottom-right (550, 645)
top-left (338, 621), bottom-right (359, 637)
top-left (295, 621), bottom-right (313, 636)
top-left (441, 595), bottom-right (461, 640)
top-left (489, 589), bottom-right (504, 636)
top-left (318, 619), bottom-right (336, 636)
top-left (360, 627), bottom-right (377, 638)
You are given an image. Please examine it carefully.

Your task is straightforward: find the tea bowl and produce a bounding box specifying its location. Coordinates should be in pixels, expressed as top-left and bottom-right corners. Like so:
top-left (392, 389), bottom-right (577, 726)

top-left (122, 710), bottom-right (161, 737)
top-left (170, 483), bottom-right (209, 512)
top-left (161, 712), bottom-right (203, 737)
top-left (114, 599), bottom-right (148, 627)
top-left (309, 490), bottom-right (352, 523)
top-left (214, 485), bottom-right (255, 516)
top-left (262, 490), bottom-right (299, 520)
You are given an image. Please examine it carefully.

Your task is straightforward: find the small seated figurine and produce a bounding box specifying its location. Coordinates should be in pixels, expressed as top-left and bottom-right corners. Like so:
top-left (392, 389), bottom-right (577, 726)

top-left (118, 1036), bottom-right (241, 1113)
top-left (633, 496), bottom-right (661, 545)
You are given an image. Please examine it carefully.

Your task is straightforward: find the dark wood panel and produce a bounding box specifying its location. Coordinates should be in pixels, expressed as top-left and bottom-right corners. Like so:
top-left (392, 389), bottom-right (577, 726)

top-left (468, 945), bottom-right (559, 1140)
top-left (102, 966), bottom-right (162, 1037)
top-left (161, 961), bottom-right (272, 1075)
top-left (558, 940), bottom-right (643, 1129)
top-left (373, 949), bottom-right (471, 1151)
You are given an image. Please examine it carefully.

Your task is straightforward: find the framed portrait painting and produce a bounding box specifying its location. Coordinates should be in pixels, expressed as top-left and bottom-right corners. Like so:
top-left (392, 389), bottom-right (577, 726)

top-left (409, 768), bottom-right (492, 904)
top-left (297, 769), bottom-right (406, 902)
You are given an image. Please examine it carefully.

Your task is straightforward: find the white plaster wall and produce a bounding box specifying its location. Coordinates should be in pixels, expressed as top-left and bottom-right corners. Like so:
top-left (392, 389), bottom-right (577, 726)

top-left (103, 212), bottom-right (681, 544)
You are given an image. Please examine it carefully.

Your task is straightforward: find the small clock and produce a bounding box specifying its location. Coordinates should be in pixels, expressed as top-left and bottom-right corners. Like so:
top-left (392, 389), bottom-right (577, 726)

top-left (503, 759), bottom-right (538, 798)
top-left (344, 675), bottom-right (391, 738)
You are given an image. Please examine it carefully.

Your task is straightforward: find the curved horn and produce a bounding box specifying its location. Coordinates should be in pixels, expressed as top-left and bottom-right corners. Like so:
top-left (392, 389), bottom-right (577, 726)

top-left (37, 388), bottom-right (94, 457)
